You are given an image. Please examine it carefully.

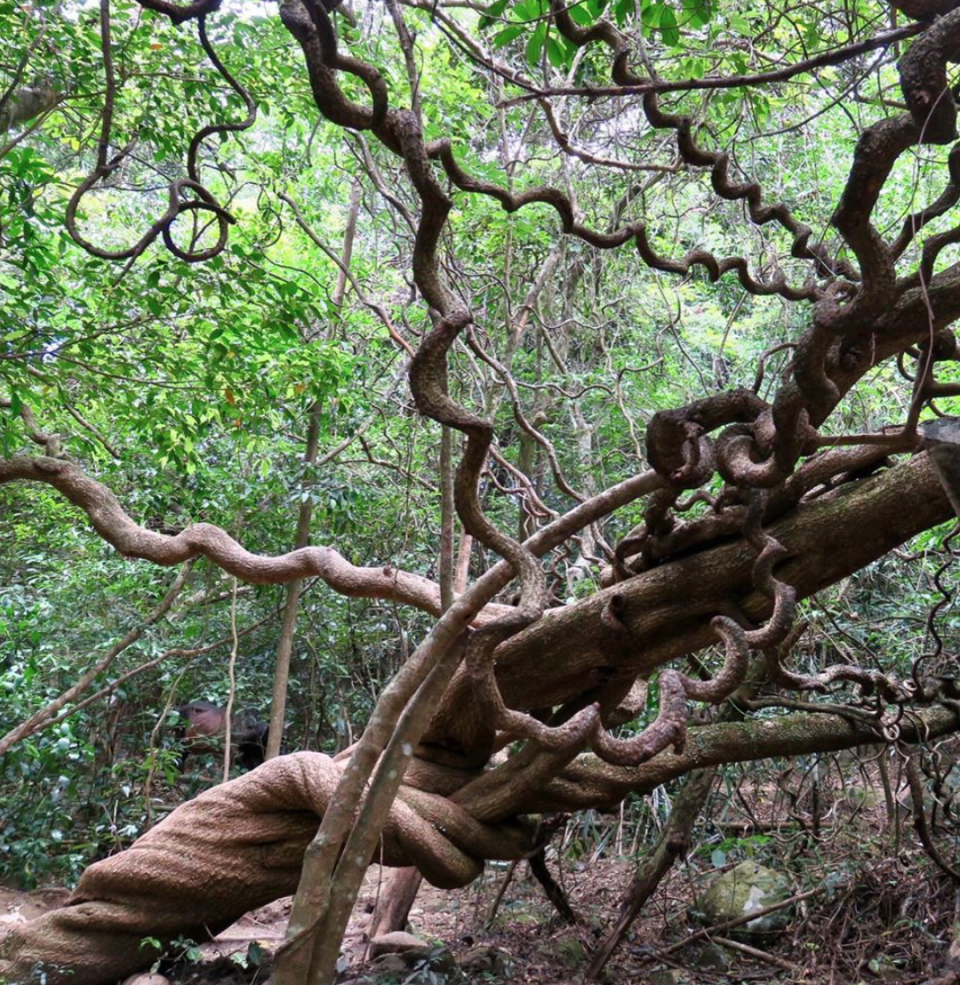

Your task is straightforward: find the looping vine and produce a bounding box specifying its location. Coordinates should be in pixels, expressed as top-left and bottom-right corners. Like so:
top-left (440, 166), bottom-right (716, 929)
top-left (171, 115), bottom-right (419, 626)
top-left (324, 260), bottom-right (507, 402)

top-left (65, 1), bottom-right (254, 263)
top-left (300, 0), bottom-right (389, 130)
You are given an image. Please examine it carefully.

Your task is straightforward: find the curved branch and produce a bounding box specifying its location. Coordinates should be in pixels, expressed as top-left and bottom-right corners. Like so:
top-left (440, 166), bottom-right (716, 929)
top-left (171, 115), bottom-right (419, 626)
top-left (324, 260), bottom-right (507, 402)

top-left (0, 454), bottom-right (453, 613)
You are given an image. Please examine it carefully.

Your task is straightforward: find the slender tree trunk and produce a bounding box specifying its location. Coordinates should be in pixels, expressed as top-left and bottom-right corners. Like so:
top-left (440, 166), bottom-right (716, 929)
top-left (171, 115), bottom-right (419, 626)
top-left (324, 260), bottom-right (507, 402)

top-left (371, 372), bottom-right (456, 933)
top-left (453, 530), bottom-right (472, 595)
top-left (331, 180), bottom-right (361, 335)
top-left (585, 768), bottom-right (717, 980)
top-left (584, 657), bottom-right (769, 980)
top-left (439, 422), bottom-right (455, 613)
top-left (265, 181), bottom-right (361, 760)
top-left (265, 412), bottom-right (322, 760)
top-left (528, 846), bottom-right (577, 924)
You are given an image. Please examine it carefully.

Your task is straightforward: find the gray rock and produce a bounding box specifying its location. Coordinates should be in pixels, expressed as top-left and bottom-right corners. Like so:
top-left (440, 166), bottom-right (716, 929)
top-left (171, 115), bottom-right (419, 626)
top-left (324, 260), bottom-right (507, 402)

top-left (868, 955), bottom-right (907, 980)
top-left (120, 977), bottom-right (170, 985)
top-left (692, 861), bottom-right (794, 939)
top-left (544, 935), bottom-right (587, 968)
top-left (648, 970), bottom-right (688, 985)
top-left (459, 944), bottom-right (509, 976)
top-left (370, 953), bottom-right (409, 976)
top-left (898, 771), bottom-right (960, 815)
top-left (421, 948), bottom-right (457, 975)
top-left (842, 785), bottom-right (880, 810)
top-left (684, 940), bottom-right (730, 970)
top-left (369, 939), bottom-right (456, 979)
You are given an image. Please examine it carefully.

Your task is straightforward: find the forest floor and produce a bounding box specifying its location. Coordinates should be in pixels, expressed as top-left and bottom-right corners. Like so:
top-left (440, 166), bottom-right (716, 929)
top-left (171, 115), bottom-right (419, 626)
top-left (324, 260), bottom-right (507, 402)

top-left (2, 765), bottom-right (958, 985)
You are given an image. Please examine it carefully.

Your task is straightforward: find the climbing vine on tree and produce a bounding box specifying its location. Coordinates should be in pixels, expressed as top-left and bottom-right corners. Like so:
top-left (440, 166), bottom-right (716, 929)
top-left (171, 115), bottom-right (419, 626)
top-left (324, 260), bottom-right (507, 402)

top-left (6, 0), bottom-right (960, 981)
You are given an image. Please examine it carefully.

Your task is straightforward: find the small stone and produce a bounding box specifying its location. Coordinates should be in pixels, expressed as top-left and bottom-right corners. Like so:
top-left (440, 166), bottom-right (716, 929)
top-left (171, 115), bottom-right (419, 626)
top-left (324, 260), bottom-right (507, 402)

top-left (868, 956), bottom-right (907, 980)
top-left (648, 970), bottom-right (687, 985)
top-left (422, 948), bottom-right (457, 975)
top-left (545, 936), bottom-right (587, 968)
top-left (842, 785), bottom-right (880, 810)
top-left (460, 944), bottom-right (509, 976)
top-left (121, 977), bottom-right (170, 985)
top-left (370, 953), bottom-right (408, 975)
top-left (369, 935), bottom-right (456, 977)
top-left (584, 912), bottom-right (606, 933)
top-left (684, 941), bottom-right (729, 971)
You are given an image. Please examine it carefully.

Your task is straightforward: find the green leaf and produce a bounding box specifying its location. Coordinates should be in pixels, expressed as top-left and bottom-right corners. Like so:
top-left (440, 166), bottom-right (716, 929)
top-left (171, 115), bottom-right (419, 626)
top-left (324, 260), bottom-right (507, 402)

top-left (682, 0), bottom-right (711, 28)
top-left (492, 24), bottom-right (524, 46)
top-left (247, 942), bottom-right (264, 968)
top-left (479, 0), bottom-right (510, 29)
top-left (526, 22), bottom-right (547, 66)
top-left (569, 2), bottom-right (595, 25)
top-left (641, 2), bottom-right (662, 28)
top-left (660, 5), bottom-right (680, 45)
top-left (546, 35), bottom-right (567, 67)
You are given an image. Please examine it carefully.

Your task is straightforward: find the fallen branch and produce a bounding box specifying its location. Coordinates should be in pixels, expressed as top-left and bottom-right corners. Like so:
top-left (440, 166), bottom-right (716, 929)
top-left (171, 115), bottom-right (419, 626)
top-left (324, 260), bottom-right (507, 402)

top-left (712, 935), bottom-right (797, 971)
top-left (585, 768), bottom-right (717, 980)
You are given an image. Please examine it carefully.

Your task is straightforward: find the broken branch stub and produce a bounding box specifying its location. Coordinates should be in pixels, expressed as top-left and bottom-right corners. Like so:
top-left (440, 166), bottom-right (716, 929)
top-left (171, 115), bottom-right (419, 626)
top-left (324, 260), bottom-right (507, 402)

top-left (923, 417), bottom-right (960, 518)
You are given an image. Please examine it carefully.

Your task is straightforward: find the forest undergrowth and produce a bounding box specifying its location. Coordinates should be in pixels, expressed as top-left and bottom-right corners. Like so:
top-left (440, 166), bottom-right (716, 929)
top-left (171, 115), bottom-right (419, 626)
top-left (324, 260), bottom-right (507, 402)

top-left (3, 752), bottom-right (954, 985)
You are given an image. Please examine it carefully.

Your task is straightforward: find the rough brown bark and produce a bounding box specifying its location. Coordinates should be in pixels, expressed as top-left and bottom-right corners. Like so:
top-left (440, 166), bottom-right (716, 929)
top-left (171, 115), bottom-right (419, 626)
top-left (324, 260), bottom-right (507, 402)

top-left (6, 707), bottom-right (958, 985)
top-left (424, 452), bottom-right (953, 764)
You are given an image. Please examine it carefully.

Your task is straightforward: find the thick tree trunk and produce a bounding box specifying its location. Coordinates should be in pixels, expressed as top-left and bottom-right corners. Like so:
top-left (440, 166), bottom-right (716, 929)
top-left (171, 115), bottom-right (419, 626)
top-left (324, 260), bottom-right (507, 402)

top-left (424, 453), bottom-right (953, 764)
top-left (7, 708), bottom-right (959, 985)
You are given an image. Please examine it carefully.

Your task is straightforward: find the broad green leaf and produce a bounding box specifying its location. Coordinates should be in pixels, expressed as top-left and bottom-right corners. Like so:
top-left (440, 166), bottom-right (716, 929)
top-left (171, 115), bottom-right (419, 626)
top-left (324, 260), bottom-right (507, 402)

top-left (526, 22), bottom-right (547, 66)
top-left (642, 2), bottom-right (663, 28)
top-left (479, 0), bottom-right (511, 28)
top-left (493, 24), bottom-right (525, 46)
top-left (546, 35), bottom-right (567, 67)
top-left (569, 2), bottom-right (596, 25)
top-left (660, 5), bottom-right (680, 45)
